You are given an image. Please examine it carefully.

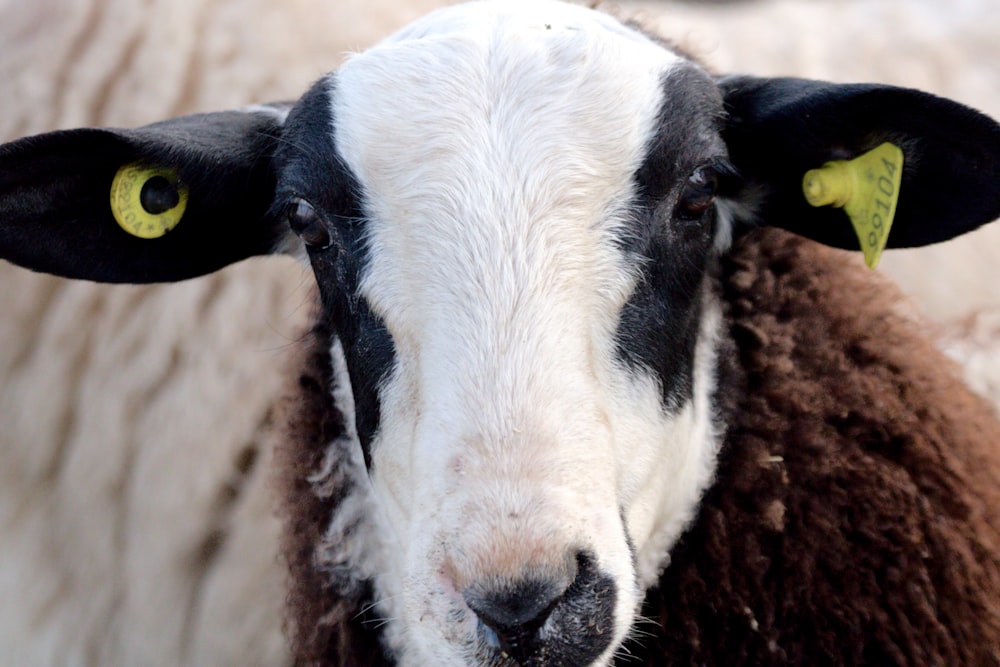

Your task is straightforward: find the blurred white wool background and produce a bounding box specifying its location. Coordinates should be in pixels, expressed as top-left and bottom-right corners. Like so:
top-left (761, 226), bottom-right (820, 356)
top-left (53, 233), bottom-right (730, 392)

top-left (0, 1), bottom-right (997, 665)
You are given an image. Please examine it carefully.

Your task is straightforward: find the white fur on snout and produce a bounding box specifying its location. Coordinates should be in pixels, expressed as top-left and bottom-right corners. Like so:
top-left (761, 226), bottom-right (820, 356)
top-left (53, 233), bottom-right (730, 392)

top-left (327, 2), bottom-right (723, 665)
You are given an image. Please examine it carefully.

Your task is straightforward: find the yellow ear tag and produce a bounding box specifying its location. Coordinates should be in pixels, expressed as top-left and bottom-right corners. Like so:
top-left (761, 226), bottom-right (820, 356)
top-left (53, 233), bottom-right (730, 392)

top-left (802, 142), bottom-right (904, 269)
top-left (110, 164), bottom-right (189, 239)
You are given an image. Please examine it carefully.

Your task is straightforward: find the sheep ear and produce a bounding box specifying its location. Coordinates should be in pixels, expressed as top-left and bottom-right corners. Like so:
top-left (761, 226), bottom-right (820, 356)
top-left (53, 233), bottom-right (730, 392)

top-left (0, 105), bottom-right (291, 283)
top-left (719, 76), bottom-right (1000, 253)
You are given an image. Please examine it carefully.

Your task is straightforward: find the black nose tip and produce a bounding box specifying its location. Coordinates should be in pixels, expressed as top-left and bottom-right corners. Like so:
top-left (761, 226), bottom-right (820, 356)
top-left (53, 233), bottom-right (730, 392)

top-left (463, 571), bottom-right (571, 648)
top-left (462, 552), bottom-right (616, 663)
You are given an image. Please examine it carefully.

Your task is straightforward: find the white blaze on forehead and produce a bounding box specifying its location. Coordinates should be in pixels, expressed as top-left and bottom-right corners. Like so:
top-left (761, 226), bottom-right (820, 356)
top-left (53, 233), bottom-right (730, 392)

top-left (333, 0), bottom-right (681, 360)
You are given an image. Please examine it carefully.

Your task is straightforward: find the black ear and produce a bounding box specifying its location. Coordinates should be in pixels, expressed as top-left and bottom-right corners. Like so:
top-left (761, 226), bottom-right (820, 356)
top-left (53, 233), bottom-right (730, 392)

top-left (720, 76), bottom-right (1000, 250)
top-left (0, 105), bottom-right (291, 283)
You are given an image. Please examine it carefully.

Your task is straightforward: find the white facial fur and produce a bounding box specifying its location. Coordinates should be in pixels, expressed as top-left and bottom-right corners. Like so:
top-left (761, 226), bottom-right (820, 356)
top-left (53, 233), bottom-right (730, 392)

top-left (325, 1), bottom-right (725, 664)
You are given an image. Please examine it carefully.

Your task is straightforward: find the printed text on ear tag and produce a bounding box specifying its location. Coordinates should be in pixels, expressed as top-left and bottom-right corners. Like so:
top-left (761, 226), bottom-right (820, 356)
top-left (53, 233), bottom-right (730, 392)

top-left (110, 164), bottom-right (189, 239)
top-left (802, 142), bottom-right (904, 269)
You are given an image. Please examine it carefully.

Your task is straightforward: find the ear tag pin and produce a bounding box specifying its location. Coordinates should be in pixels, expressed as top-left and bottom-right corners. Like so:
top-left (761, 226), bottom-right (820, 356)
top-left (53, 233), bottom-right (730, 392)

top-left (110, 164), bottom-right (188, 239)
top-left (802, 142), bottom-right (904, 269)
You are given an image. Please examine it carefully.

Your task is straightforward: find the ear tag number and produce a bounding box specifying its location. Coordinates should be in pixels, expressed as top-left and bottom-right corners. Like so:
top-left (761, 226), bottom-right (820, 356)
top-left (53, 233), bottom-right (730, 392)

top-left (110, 164), bottom-right (189, 239)
top-left (802, 142), bottom-right (904, 269)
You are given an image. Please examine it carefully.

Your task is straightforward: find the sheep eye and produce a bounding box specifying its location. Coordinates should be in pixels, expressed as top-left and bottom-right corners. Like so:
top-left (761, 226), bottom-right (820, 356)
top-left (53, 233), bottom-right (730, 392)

top-left (675, 166), bottom-right (719, 222)
top-left (286, 198), bottom-right (332, 249)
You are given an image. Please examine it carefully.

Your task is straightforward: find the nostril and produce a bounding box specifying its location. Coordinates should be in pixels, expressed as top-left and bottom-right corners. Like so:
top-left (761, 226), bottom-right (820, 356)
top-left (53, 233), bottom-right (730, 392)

top-left (462, 555), bottom-right (582, 659)
top-left (464, 551), bottom-right (618, 663)
top-left (463, 576), bottom-right (568, 637)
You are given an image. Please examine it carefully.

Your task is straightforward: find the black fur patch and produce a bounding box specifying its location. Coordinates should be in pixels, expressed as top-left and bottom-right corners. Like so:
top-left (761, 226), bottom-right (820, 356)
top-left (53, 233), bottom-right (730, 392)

top-left (614, 65), bottom-right (728, 408)
top-left (274, 76), bottom-right (395, 468)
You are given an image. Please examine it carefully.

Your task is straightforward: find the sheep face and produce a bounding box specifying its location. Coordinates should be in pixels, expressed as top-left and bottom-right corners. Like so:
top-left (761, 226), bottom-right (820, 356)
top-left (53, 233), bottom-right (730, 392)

top-left (275, 3), bottom-right (729, 663)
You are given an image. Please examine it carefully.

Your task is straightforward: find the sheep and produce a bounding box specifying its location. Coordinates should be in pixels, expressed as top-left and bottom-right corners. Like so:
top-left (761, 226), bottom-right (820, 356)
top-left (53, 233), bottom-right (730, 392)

top-left (1, 1), bottom-right (1000, 664)
top-left (5, 12), bottom-right (996, 667)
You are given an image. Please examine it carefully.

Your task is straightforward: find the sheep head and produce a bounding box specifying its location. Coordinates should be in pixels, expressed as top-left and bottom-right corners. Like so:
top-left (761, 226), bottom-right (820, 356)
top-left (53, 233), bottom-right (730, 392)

top-left (1, 1), bottom-right (999, 665)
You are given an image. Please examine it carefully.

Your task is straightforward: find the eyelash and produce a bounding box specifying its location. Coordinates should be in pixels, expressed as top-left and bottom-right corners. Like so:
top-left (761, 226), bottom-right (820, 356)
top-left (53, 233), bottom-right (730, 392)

top-left (286, 196), bottom-right (333, 249)
top-left (674, 159), bottom-right (739, 222)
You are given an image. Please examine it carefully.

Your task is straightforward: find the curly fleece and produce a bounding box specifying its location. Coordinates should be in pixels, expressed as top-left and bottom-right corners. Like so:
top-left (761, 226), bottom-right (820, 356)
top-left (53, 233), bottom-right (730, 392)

top-left (278, 228), bottom-right (1000, 666)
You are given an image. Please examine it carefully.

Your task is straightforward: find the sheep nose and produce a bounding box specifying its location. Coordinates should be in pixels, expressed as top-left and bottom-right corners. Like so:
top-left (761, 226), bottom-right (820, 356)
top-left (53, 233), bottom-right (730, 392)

top-left (462, 552), bottom-right (616, 663)
top-left (463, 575), bottom-right (569, 653)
